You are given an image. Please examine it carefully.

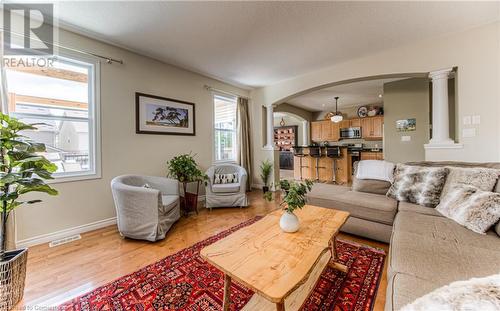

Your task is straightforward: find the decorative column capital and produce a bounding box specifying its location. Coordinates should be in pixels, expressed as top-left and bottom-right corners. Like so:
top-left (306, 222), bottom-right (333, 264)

top-left (429, 68), bottom-right (453, 81)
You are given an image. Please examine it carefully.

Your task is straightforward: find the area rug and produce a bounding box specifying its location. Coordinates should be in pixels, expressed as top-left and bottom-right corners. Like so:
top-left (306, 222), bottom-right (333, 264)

top-left (59, 217), bottom-right (386, 311)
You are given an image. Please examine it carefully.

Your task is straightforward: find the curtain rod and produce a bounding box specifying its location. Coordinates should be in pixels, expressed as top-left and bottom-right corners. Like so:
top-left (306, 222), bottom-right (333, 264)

top-left (204, 85), bottom-right (249, 100)
top-left (1, 29), bottom-right (124, 65)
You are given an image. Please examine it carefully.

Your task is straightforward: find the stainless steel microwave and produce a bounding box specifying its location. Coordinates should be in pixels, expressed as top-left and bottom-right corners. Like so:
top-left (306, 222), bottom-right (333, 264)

top-left (340, 127), bottom-right (361, 139)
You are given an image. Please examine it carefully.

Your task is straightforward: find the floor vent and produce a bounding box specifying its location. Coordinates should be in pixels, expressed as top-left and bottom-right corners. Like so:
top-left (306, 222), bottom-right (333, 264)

top-left (49, 234), bottom-right (82, 247)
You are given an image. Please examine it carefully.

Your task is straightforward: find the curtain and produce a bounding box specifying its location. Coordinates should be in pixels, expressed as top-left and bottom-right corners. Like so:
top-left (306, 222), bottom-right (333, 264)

top-left (0, 38), bottom-right (16, 250)
top-left (237, 97), bottom-right (253, 191)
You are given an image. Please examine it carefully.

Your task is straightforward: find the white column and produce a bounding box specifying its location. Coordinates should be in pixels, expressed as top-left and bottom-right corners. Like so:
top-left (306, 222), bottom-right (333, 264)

top-left (428, 68), bottom-right (454, 146)
top-left (302, 120), bottom-right (309, 146)
top-left (264, 105), bottom-right (275, 149)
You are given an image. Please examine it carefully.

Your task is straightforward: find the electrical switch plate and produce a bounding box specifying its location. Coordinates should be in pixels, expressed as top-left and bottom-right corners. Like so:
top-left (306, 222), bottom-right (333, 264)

top-left (463, 116), bottom-right (471, 125)
top-left (462, 128), bottom-right (476, 138)
top-left (472, 115), bottom-right (481, 125)
top-left (401, 136), bottom-right (411, 142)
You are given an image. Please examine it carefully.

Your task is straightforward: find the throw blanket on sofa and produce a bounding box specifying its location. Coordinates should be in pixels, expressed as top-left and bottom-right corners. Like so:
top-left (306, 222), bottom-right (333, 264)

top-left (356, 160), bottom-right (395, 183)
top-left (401, 274), bottom-right (500, 311)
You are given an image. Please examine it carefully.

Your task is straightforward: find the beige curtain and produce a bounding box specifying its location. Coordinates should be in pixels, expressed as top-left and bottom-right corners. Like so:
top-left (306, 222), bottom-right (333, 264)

top-left (237, 97), bottom-right (253, 191)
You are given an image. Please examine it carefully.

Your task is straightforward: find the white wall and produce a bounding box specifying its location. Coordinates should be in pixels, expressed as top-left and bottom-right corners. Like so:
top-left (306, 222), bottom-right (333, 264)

top-left (251, 22), bottom-right (500, 179)
top-left (15, 28), bottom-right (249, 243)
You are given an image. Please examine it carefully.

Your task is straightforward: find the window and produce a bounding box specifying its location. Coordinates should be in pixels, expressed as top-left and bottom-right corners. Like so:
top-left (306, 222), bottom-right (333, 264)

top-left (213, 94), bottom-right (237, 162)
top-left (4, 55), bottom-right (100, 181)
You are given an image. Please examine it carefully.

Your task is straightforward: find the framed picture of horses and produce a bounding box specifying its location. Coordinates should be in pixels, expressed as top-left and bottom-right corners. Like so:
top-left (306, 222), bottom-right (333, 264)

top-left (136, 92), bottom-right (195, 135)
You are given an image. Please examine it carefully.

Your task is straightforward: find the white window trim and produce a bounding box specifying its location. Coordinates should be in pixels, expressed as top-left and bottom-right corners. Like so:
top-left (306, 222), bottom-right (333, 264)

top-left (212, 92), bottom-right (238, 165)
top-left (6, 52), bottom-right (102, 183)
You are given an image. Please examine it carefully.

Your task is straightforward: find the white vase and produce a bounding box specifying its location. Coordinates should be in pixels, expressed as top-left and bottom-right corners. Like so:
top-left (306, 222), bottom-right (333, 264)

top-left (280, 211), bottom-right (300, 233)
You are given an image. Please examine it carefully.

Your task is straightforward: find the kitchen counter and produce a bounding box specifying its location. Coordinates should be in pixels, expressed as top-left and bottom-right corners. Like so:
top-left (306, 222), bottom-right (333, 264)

top-left (292, 146), bottom-right (351, 184)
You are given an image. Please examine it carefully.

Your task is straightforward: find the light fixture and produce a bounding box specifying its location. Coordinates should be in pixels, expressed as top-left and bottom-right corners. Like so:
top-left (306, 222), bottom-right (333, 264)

top-left (378, 94), bottom-right (383, 98)
top-left (330, 96), bottom-right (343, 123)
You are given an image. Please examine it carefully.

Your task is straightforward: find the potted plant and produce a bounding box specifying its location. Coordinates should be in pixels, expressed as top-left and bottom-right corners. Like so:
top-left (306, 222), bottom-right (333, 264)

top-left (259, 159), bottom-right (273, 193)
top-left (166, 153), bottom-right (208, 216)
top-left (265, 179), bottom-right (313, 233)
top-left (0, 113), bottom-right (58, 309)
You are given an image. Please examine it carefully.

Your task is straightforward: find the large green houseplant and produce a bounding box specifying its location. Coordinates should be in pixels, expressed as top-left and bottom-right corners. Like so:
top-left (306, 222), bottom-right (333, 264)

top-left (0, 113), bottom-right (58, 309)
top-left (166, 153), bottom-right (207, 215)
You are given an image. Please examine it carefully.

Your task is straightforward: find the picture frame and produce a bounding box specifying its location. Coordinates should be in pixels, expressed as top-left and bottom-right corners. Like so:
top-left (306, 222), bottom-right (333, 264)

top-left (396, 118), bottom-right (416, 132)
top-left (135, 92), bottom-right (195, 136)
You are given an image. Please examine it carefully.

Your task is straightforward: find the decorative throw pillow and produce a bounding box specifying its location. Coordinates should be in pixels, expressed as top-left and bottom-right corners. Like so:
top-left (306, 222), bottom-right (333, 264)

top-left (386, 164), bottom-right (448, 207)
top-left (436, 185), bottom-right (500, 234)
top-left (440, 166), bottom-right (500, 199)
top-left (143, 183), bottom-right (152, 188)
top-left (400, 274), bottom-right (500, 311)
top-left (214, 173), bottom-right (238, 184)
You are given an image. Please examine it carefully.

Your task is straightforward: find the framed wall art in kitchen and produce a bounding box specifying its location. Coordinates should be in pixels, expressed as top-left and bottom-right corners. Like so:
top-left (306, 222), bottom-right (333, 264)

top-left (136, 92), bottom-right (196, 135)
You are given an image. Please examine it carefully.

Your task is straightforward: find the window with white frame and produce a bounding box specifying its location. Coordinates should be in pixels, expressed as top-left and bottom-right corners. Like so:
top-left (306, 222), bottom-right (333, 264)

top-left (213, 94), bottom-right (237, 162)
top-left (4, 55), bottom-right (100, 181)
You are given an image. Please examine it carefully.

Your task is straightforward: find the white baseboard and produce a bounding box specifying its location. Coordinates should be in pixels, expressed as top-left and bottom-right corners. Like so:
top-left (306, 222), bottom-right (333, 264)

top-left (16, 217), bottom-right (117, 249)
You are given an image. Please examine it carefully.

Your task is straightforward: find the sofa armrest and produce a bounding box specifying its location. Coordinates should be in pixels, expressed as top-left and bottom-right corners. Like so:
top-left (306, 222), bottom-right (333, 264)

top-left (144, 176), bottom-right (179, 196)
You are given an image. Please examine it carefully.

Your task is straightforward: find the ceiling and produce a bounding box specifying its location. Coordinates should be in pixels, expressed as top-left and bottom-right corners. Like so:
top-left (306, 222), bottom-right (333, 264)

top-left (286, 78), bottom-right (405, 112)
top-left (36, 2), bottom-right (500, 87)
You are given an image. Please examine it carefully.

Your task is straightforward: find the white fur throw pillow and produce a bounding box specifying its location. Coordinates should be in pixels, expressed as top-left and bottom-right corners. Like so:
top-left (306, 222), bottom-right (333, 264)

top-left (440, 167), bottom-right (500, 200)
top-left (387, 164), bottom-right (448, 207)
top-left (401, 274), bottom-right (500, 311)
top-left (436, 185), bottom-right (500, 234)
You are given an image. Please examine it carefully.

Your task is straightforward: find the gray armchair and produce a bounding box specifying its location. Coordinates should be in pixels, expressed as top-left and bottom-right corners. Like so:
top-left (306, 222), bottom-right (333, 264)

top-left (205, 164), bottom-right (249, 210)
top-left (111, 175), bottom-right (180, 241)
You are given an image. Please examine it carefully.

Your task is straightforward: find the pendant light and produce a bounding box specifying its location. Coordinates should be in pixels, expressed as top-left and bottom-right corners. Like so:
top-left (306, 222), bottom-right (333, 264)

top-left (330, 96), bottom-right (343, 123)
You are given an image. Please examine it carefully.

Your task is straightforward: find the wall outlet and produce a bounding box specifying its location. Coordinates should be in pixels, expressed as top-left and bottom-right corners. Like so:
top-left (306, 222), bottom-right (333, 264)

top-left (472, 115), bottom-right (481, 125)
top-left (462, 128), bottom-right (476, 138)
top-left (401, 136), bottom-right (411, 142)
top-left (463, 116), bottom-right (471, 125)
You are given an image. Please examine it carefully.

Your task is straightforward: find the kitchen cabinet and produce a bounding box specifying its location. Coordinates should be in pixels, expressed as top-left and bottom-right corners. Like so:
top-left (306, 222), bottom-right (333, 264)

top-left (310, 120), bottom-right (340, 142)
top-left (335, 148), bottom-right (350, 184)
top-left (339, 120), bottom-right (350, 129)
top-left (349, 118), bottom-right (361, 127)
top-left (311, 122), bottom-right (321, 142)
top-left (361, 151), bottom-right (384, 160)
top-left (361, 116), bottom-right (383, 140)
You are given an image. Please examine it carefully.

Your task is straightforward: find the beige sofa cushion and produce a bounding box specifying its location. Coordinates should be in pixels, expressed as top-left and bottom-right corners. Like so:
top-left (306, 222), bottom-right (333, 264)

top-left (397, 201), bottom-right (443, 217)
top-left (496, 222), bottom-right (500, 236)
top-left (390, 211), bottom-right (500, 286)
top-left (386, 272), bottom-right (440, 311)
top-left (352, 177), bottom-right (391, 195)
top-left (307, 190), bottom-right (397, 225)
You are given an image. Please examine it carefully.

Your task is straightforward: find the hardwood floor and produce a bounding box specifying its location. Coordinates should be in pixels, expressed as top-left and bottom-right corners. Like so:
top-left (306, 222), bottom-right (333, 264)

top-left (17, 191), bottom-right (389, 310)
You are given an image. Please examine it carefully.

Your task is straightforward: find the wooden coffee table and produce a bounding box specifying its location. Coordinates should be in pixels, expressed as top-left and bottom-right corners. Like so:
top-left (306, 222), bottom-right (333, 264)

top-left (200, 205), bottom-right (349, 311)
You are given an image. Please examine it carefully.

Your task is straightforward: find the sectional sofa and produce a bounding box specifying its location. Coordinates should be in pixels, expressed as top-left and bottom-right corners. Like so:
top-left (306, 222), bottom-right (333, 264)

top-left (306, 161), bottom-right (500, 310)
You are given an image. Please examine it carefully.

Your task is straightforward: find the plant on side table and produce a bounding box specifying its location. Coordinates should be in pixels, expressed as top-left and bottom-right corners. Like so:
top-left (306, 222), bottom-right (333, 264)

top-left (259, 159), bottom-right (273, 193)
top-left (166, 153), bottom-right (208, 216)
top-left (265, 179), bottom-right (314, 233)
top-left (0, 113), bottom-right (58, 309)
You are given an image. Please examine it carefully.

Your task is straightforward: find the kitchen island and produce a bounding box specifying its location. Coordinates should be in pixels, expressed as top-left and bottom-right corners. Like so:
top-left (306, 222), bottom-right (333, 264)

top-left (293, 146), bottom-right (351, 184)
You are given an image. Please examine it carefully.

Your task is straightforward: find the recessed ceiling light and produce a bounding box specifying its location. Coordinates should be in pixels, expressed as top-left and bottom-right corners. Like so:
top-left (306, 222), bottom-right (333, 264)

top-left (378, 94), bottom-right (383, 98)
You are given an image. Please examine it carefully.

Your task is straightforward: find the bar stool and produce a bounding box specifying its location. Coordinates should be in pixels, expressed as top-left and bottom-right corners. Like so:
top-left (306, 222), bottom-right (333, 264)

top-left (326, 146), bottom-right (341, 183)
top-left (308, 146), bottom-right (322, 182)
top-left (292, 147), bottom-right (306, 180)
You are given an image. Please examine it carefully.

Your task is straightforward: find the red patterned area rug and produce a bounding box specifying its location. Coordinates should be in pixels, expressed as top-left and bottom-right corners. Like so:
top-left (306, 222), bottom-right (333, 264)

top-left (59, 217), bottom-right (386, 311)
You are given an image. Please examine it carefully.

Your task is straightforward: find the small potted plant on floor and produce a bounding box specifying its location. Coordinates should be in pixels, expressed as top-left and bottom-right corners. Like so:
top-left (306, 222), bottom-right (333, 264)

top-left (167, 153), bottom-right (208, 216)
top-left (0, 113), bottom-right (58, 309)
top-left (259, 159), bottom-right (273, 193)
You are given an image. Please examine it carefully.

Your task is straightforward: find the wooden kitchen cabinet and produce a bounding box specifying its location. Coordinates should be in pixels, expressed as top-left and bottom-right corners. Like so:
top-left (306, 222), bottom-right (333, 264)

top-left (361, 116), bottom-right (383, 140)
top-left (360, 151), bottom-right (384, 160)
top-left (349, 118), bottom-right (361, 127)
top-left (310, 120), bottom-right (340, 142)
top-left (311, 122), bottom-right (321, 142)
top-left (335, 148), bottom-right (350, 184)
top-left (339, 120), bottom-right (350, 129)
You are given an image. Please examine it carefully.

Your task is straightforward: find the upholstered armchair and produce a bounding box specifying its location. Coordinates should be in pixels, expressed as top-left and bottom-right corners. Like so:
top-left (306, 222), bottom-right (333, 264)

top-left (111, 175), bottom-right (180, 241)
top-left (205, 164), bottom-right (249, 210)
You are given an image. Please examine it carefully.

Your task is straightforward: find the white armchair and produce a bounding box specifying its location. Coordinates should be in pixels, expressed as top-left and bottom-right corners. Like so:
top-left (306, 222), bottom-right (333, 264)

top-left (205, 164), bottom-right (249, 210)
top-left (111, 175), bottom-right (180, 241)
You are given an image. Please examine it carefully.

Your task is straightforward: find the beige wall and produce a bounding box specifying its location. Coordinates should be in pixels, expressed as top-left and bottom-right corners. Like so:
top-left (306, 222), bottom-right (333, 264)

top-left (15, 28), bottom-right (249, 242)
top-left (384, 78), bottom-right (430, 163)
top-left (251, 21), bottom-right (500, 178)
top-left (274, 103), bottom-right (312, 121)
